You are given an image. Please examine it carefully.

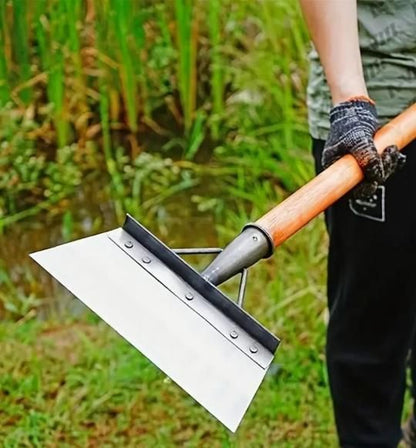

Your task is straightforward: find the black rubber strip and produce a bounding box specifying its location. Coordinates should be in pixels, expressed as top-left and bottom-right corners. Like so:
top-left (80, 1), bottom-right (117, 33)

top-left (123, 214), bottom-right (280, 354)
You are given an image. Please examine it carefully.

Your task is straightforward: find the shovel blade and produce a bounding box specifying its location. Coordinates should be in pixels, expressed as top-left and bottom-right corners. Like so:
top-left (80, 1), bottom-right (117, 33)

top-left (31, 226), bottom-right (276, 431)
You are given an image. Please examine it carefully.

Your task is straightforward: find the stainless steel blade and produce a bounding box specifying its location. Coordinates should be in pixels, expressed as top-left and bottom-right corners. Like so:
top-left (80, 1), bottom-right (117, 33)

top-left (31, 229), bottom-right (273, 431)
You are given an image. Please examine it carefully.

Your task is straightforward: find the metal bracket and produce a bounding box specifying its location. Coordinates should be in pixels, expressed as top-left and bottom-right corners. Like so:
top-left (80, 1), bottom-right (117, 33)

top-left (107, 228), bottom-right (275, 369)
top-left (173, 248), bottom-right (248, 308)
top-left (120, 214), bottom-right (279, 355)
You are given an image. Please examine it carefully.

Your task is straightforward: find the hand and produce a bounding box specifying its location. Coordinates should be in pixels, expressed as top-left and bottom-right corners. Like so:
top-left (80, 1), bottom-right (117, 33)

top-left (322, 98), bottom-right (406, 199)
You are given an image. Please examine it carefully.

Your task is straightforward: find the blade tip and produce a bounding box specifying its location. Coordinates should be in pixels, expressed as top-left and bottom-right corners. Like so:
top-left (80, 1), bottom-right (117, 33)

top-left (29, 250), bottom-right (43, 263)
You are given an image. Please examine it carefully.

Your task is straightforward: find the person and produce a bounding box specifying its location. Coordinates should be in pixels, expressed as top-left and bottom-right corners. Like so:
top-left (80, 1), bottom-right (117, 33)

top-left (299, 1), bottom-right (416, 447)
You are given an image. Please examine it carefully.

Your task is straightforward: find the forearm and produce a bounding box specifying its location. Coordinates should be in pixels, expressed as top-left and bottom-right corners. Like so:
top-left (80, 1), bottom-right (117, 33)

top-left (299, 0), bottom-right (368, 104)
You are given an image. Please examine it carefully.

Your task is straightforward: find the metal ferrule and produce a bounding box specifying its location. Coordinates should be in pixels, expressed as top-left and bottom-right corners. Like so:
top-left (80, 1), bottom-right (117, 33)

top-left (201, 225), bottom-right (274, 286)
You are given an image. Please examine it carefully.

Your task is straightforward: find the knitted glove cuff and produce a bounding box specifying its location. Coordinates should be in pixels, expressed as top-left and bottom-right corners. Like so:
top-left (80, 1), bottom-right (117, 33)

top-left (329, 99), bottom-right (378, 129)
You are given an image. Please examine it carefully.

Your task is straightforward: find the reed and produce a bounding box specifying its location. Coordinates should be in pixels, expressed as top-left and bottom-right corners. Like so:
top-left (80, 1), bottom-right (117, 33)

top-left (207, 0), bottom-right (224, 140)
top-left (174, 0), bottom-right (197, 133)
top-left (0, 0), bottom-right (311, 229)
top-left (112, 0), bottom-right (138, 132)
top-left (1, 0), bottom-right (308, 152)
top-left (95, 0), bottom-right (125, 221)
top-left (63, 0), bottom-right (86, 112)
top-left (12, 0), bottom-right (32, 105)
top-left (258, 0), bottom-right (308, 150)
top-left (0, 1), bottom-right (10, 106)
top-left (34, 0), bottom-right (48, 70)
top-left (32, 0), bottom-right (68, 146)
top-left (50, 0), bottom-right (68, 147)
top-left (130, 7), bottom-right (150, 119)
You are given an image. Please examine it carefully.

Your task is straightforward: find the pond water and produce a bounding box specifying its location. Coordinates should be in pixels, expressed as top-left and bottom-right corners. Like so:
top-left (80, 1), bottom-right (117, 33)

top-left (0, 176), bottom-right (220, 319)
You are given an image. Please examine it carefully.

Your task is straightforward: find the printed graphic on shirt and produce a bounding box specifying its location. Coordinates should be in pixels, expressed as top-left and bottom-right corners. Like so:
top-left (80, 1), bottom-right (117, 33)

top-left (349, 186), bottom-right (385, 222)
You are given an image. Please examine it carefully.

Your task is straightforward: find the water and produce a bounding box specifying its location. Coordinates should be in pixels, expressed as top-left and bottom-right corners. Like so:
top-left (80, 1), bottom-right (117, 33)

top-left (0, 176), bottom-right (220, 319)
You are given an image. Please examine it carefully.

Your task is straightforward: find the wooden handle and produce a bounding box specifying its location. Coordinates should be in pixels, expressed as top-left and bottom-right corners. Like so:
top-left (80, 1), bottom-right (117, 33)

top-left (256, 103), bottom-right (416, 248)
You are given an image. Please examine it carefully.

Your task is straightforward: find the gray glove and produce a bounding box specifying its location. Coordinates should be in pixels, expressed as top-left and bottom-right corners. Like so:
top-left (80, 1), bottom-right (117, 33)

top-left (322, 99), bottom-right (406, 198)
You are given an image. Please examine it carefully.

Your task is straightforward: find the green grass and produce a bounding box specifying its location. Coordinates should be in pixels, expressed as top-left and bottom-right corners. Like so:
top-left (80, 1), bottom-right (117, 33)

top-left (0, 1), bottom-right (340, 445)
top-left (0, 0), bottom-right (310, 229)
top-left (0, 217), bottom-right (338, 447)
top-left (112, 0), bottom-right (138, 132)
top-left (11, 0), bottom-right (31, 105)
top-left (174, 0), bottom-right (197, 134)
top-left (0, 0), bottom-right (10, 106)
top-left (207, 0), bottom-right (223, 140)
top-left (0, 0), bottom-right (308, 146)
top-left (0, 321), bottom-right (333, 447)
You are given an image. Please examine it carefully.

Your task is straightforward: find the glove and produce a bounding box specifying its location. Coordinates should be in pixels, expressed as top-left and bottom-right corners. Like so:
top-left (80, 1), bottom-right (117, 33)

top-left (322, 98), bottom-right (406, 199)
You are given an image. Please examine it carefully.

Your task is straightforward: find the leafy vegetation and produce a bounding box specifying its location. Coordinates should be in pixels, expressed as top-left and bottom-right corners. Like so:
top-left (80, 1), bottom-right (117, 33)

top-left (0, 0), bottom-right (353, 446)
top-left (0, 0), bottom-right (310, 227)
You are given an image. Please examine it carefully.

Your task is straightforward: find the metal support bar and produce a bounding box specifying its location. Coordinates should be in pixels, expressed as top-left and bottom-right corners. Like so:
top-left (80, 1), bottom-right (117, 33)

top-left (121, 214), bottom-right (279, 354)
top-left (237, 269), bottom-right (248, 308)
top-left (174, 247), bottom-right (248, 309)
top-left (174, 248), bottom-right (223, 255)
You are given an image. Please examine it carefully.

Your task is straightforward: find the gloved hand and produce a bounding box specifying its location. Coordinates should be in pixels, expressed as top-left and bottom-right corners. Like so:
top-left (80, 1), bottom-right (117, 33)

top-left (322, 98), bottom-right (406, 199)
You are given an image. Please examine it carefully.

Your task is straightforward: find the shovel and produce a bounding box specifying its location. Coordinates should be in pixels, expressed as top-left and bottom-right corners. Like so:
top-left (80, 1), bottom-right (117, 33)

top-left (31, 103), bottom-right (416, 432)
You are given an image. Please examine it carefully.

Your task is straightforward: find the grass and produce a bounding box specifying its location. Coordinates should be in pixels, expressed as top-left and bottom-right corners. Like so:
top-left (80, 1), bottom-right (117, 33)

top-left (0, 0), bottom-right (9, 106)
top-left (12, 0), bottom-right (31, 106)
top-left (2, 212), bottom-right (413, 446)
top-left (112, 0), bottom-right (138, 132)
top-left (207, 0), bottom-right (223, 140)
top-left (0, 217), bottom-right (339, 447)
top-left (1, 1), bottom-right (415, 445)
top-left (0, 0), bottom-right (341, 445)
top-left (174, 0), bottom-right (197, 134)
top-left (0, 0), bottom-right (310, 231)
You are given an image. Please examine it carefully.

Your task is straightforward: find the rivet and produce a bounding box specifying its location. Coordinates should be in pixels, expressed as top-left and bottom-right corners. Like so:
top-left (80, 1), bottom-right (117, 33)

top-left (230, 330), bottom-right (238, 339)
top-left (252, 235), bottom-right (258, 241)
top-left (249, 345), bottom-right (258, 354)
top-left (124, 241), bottom-right (134, 249)
top-left (185, 292), bottom-right (194, 300)
top-left (142, 257), bottom-right (151, 264)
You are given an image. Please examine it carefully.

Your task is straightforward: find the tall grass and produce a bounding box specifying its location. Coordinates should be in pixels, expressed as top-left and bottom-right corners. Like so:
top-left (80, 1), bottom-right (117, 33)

top-left (0, 1), bottom-right (10, 106)
top-left (0, 0), bottom-right (311, 229)
top-left (112, 0), bottom-right (138, 132)
top-left (174, 0), bottom-right (197, 133)
top-left (12, 0), bottom-right (32, 105)
top-left (0, 0), bottom-right (308, 148)
top-left (49, 1), bottom-right (68, 147)
top-left (208, 0), bottom-right (224, 140)
top-left (95, 0), bottom-right (125, 221)
top-left (130, 8), bottom-right (149, 120)
top-left (63, 0), bottom-right (86, 113)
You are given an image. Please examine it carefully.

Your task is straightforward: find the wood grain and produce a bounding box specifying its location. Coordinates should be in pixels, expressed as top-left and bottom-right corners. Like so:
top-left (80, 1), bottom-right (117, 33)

top-left (256, 103), bottom-right (416, 248)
